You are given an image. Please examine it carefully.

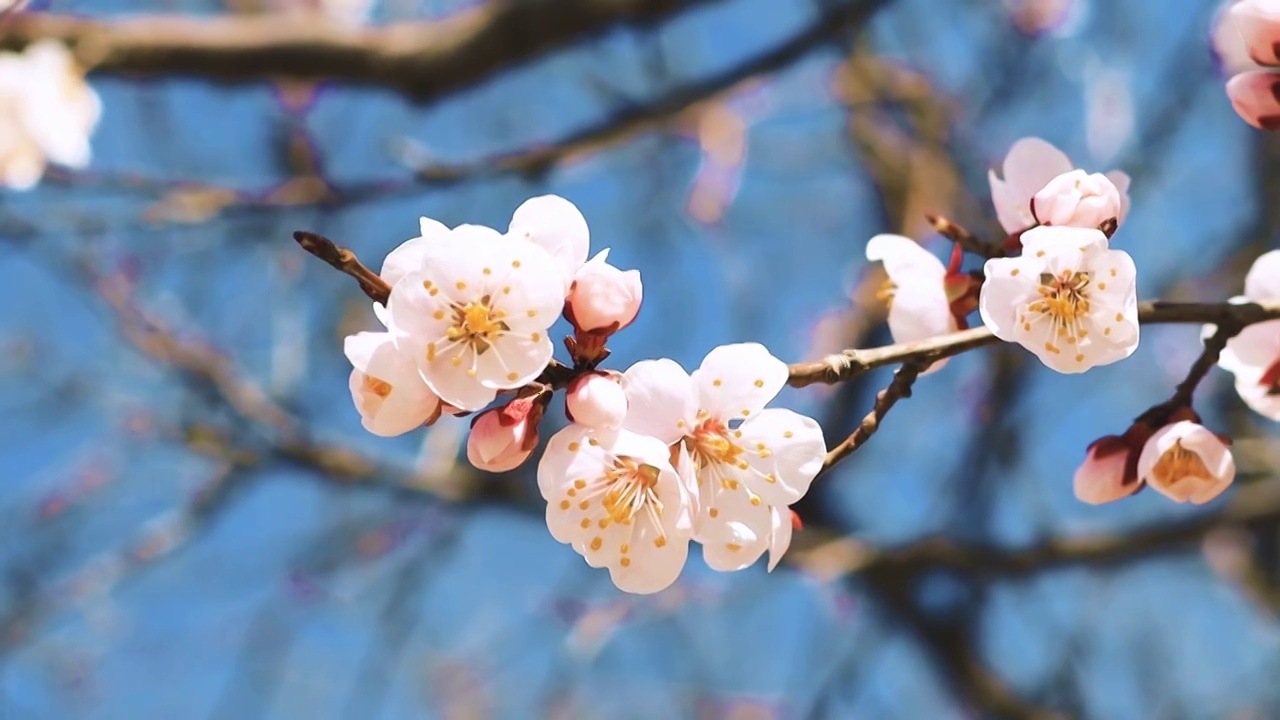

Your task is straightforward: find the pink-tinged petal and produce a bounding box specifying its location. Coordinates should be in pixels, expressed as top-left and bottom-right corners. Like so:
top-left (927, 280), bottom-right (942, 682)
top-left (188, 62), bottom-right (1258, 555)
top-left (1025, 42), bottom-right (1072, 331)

top-left (1073, 436), bottom-right (1137, 505)
top-left (1232, 0), bottom-right (1280, 66)
top-left (990, 137), bottom-right (1074, 232)
top-left (1137, 421), bottom-right (1236, 505)
top-left (735, 408), bottom-right (825, 507)
top-left (692, 343), bottom-right (788, 421)
top-left (1227, 70), bottom-right (1280, 130)
top-left (1232, 370), bottom-right (1280, 420)
top-left (1219, 319), bottom-right (1280, 374)
top-left (343, 332), bottom-right (440, 437)
top-left (766, 506), bottom-right (793, 572)
top-left (1245, 249), bottom-right (1280, 302)
top-left (1104, 170), bottom-right (1132, 224)
top-left (566, 372), bottom-right (628, 430)
top-left (508, 194), bottom-right (589, 283)
top-left (566, 249), bottom-right (643, 333)
top-left (1031, 170), bottom-right (1122, 229)
top-left (1215, 0), bottom-right (1262, 76)
top-left (621, 358), bottom-right (695, 445)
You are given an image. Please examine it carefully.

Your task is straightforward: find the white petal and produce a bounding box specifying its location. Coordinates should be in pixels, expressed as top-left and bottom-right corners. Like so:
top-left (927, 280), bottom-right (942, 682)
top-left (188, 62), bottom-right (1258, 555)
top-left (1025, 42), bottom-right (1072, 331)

top-left (420, 344), bottom-right (499, 411)
top-left (1104, 170), bottom-right (1132, 224)
top-left (477, 332), bottom-right (554, 390)
top-left (343, 332), bottom-right (439, 437)
top-left (991, 137), bottom-right (1073, 233)
top-left (385, 272), bottom-right (453, 345)
top-left (700, 491), bottom-right (770, 572)
top-left (692, 343), bottom-right (788, 422)
top-left (978, 257), bottom-right (1041, 341)
top-left (735, 408), bottom-right (825, 507)
top-left (1245, 250), bottom-right (1280, 303)
top-left (1233, 371), bottom-right (1280, 421)
top-left (487, 238), bottom-right (569, 332)
top-left (1220, 320), bottom-right (1280, 375)
top-left (1019, 225), bottom-right (1109, 254)
top-left (620, 358), bottom-right (696, 445)
top-left (382, 216), bottom-right (451, 287)
top-left (865, 234), bottom-right (947, 282)
top-left (508, 195), bottom-right (589, 282)
top-left (766, 507), bottom-right (794, 572)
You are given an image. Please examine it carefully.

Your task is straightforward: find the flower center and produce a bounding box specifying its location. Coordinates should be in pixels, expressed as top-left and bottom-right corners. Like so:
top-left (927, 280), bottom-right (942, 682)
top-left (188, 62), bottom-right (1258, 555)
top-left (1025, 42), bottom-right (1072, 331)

top-left (1149, 440), bottom-right (1214, 491)
top-left (361, 374), bottom-right (393, 398)
top-left (443, 296), bottom-right (508, 353)
top-left (1027, 270), bottom-right (1091, 350)
top-left (689, 419), bottom-right (745, 471)
top-left (601, 457), bottom-right (664, 525)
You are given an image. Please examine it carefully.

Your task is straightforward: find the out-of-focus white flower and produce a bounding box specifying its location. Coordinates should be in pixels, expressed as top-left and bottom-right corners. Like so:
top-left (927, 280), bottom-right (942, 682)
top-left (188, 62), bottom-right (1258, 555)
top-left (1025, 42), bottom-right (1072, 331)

top-left (0, 41), bottom-right (100, 191)
top-left (1213, 250), bottom-right (1280, 418)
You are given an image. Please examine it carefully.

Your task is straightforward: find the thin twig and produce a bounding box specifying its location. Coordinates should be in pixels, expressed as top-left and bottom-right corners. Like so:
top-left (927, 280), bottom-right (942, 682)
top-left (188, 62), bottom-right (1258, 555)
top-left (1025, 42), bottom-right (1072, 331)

top-left (820, 361), bottom-right (925, 474)
top-left (293, 230), bottom-right (391, 305)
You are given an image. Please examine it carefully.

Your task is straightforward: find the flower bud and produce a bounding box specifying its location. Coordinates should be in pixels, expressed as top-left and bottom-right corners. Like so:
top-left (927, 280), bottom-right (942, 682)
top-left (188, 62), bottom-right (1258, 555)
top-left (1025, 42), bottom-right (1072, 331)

top-left (1136, 421), bottom-right (1236, 505)
top-left (465, 396), bottom-right (545, 472)
top-left (1031, 169), bottom-right (1122, 230)
top-left (1227, 70), bottom-right (1280, 131)
top-left (1073, 435), bottom-right (1140, 505)
top-left (565, 372), bottom-right (628, 429)
top-left (565, 249), bottom-right (642, 334)
top-left (1231, 0), bottom-right (1280, 66)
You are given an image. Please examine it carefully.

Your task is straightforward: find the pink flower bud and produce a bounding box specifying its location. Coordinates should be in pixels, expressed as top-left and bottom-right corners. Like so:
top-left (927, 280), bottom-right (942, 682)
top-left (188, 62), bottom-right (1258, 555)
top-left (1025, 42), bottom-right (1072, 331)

top-left (566, 249), bottom-right (642, 334)
top-left (1136, 421), bottom-right (1236, 505)
top-left (1227, 70), bottom-right (1280, 130)
top-left (465, 397), bottom-right (544, 472)
top-left (565, 372), bottom-right (628, 429)
top-left (1031, 169), bottom-right (1122, 229)
top-left (1231, 0), bottom-right (1280, 66)
top-left (1073, 435), bottom-right (1140, 505)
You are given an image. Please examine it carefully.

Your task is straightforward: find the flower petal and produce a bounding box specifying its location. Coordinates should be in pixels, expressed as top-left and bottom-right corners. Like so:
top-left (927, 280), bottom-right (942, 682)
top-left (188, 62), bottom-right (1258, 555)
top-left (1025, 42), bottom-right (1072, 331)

top-left (508, 194), bottom-right (589, 283)
top-left (343, 331), bottom-right (440, 436)
top-left (766, 507), bottom-right (793, 572)
top-left (736, 408), bottom-right (825, 507)
top-left (692, 343), bottom-right (788, 422)
top-left (421, 343), bottom-right (498, 411)
top-left (1245, 250), bottom-right (1280, 302)
top-left (621, 358), bottom-right (695, 445)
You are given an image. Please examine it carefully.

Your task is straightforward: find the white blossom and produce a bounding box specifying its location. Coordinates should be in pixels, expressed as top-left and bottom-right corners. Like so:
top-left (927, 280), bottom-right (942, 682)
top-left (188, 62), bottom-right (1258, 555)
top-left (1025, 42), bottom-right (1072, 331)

top-left (620, 343), bottom-right (825, 571)
top-left (866, 233), bottom-right (956, 374)
top-left (538, 425), bottom-right (693, 594)
top-left (387, 224), bottom-right (565, 411)
top-left (1213, 250), bottom-right (1280, 419)
top-left (979, 226), bottom-right (1138, 373)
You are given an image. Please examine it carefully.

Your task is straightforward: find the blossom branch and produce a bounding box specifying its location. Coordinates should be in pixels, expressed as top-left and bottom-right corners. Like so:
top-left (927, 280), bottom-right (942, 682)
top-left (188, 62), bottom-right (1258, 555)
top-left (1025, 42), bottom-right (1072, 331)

top-left (788, 301), bottom-right (1280, 388)
top-left (293, 230), bottom-right (390, 305)
top-left (0, 1), bottom-right (720, 100)
top-left (819, 360), bottom-right (926, 474)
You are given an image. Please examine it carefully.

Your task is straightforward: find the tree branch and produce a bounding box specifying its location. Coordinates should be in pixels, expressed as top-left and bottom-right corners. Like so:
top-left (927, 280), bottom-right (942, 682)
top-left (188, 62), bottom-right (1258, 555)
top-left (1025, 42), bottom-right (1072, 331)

top-left (788, 301), bottom-right (1280, 388)
top-left (819, 360), bottom-right (925, 474)
top-left (0, 1), bottom-right (721, 100)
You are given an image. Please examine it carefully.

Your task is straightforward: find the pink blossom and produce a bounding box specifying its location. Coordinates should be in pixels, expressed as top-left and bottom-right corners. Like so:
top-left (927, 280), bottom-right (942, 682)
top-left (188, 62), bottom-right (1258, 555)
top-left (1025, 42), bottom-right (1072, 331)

top-left (565, 249), bottom-right (643, 334)
top-left (1073, 435), bottom-right (1140, 505)
top-left (566, 372), bottom-right (628, 429)
top-left (1231, 0), bottom-right (1280, 66)
top-left (1212, 250), bottom-right (1280, 418)
top-left (988, 137), bottom-right (1131, 234)
top-left (1031, 169), bottom-right (1123, 230)
top-left (1227, 70), bottom-right (1280, 130)
top-left (465, 396), bottom-right (545, 473)
top-left (1136, 421), bottom-right (1236, 505)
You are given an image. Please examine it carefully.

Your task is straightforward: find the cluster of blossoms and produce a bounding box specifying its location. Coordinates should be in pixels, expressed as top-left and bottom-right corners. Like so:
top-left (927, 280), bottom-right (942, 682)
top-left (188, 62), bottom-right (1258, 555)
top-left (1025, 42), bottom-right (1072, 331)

top-left (1215, 0), bottom-right (1280, 129)
top-left (343, 196), bottom-right (826, 593)
top-left (866, 137), bottom-right (1248, 507)
top-left (0, 41), bottom-right (100, 191)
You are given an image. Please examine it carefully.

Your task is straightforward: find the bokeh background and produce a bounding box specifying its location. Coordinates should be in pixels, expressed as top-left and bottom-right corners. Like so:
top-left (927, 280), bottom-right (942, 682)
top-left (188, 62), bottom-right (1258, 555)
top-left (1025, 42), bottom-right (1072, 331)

top-left (2, 0), bottom-right (1278, 718)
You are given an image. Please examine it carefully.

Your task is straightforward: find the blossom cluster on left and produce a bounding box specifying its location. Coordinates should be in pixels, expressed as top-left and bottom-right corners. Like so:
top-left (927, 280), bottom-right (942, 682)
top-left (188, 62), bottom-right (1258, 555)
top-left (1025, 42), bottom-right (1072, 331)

top-left (342, 196), bottom-right (827, 593)
top-left (0, 41), bottom-right (100, 191)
